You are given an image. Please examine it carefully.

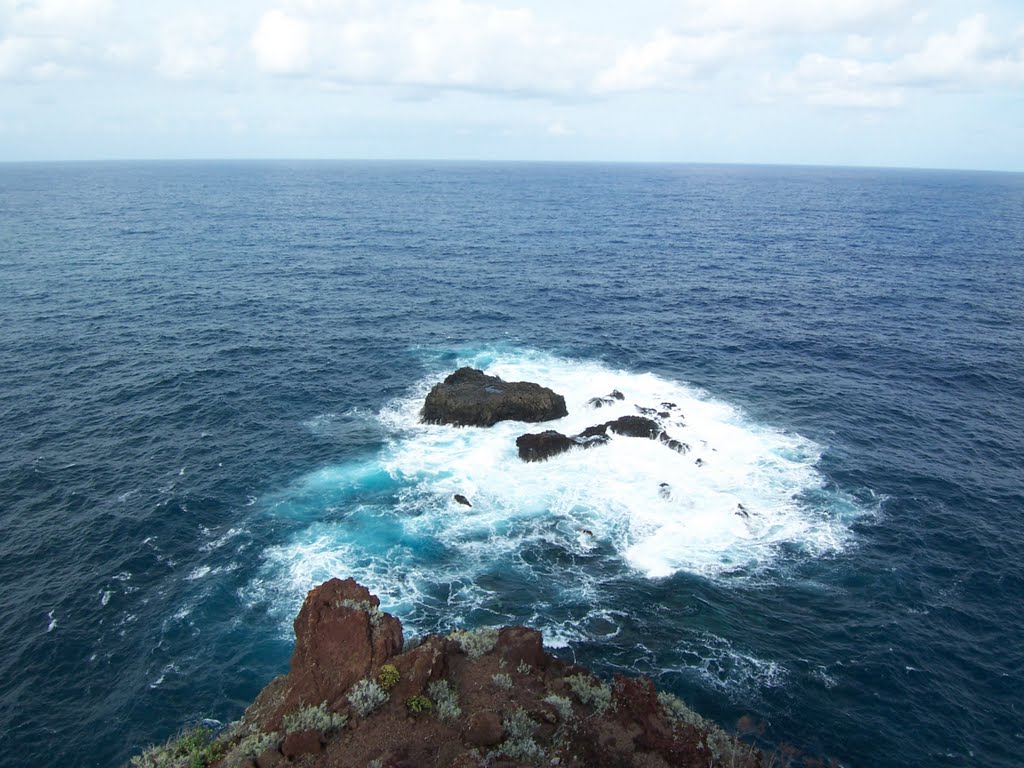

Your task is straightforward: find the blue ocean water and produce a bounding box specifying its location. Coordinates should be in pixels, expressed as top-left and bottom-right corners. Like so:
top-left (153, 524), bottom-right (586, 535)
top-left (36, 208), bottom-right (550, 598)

top-left (0, 161), bottom-right (1022, 768)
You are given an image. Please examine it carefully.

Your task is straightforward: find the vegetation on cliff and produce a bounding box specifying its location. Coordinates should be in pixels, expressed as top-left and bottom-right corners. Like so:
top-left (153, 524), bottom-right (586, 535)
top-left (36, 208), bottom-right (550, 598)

top-left (129, 578), bottom-right (772, 768)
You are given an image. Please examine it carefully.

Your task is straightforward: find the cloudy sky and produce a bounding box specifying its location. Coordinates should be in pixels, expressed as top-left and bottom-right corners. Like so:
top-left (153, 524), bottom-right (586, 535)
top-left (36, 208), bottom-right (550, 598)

top-left (2, 0), bottom-right (1023, 169)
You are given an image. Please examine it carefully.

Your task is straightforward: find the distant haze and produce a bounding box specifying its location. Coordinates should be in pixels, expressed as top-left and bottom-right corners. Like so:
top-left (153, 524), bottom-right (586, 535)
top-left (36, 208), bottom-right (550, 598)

top-left (1, 0), bottom-right (1023, 170)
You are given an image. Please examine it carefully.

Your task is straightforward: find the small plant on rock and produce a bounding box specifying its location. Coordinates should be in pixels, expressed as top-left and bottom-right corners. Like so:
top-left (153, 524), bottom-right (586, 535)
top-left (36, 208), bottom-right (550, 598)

top-left (498, 708), bottom-right (545, 763)
top-left (566, 674), bottom-right (613, 714)
top-left (492, 672), bottom-right (513, 690)
top-left (377, 663), bottom-right (400, 690)
top-left (283, 702), bottom-right (348, 734)
top-left (336, 599), bottom-right (384, 626)
top-left (543, 694), bottom-right (574, 722)
top-left (349, 678), bottom-right (389, 716)
top-left (130, 724), bottom-right (225, 768)
top-left (406, 694), bottom-right (433, 714)
top-left (658, 690), bottom-right (709, 729)
top-left (220, 731), bottom-right (281, 768)
top-left (449, 626), bottom-right (499, 659)
top-left (427, 679), bottom-right (461, 722)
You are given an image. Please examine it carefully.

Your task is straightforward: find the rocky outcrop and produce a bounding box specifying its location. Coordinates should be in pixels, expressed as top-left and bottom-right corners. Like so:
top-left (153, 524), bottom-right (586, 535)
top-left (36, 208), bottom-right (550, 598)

top-left (421, 367), bottom-right (568, 427)
top-left (175, 579), bottom-right (765, 768)
top-left (517, 415), bottom-right (689, 463)
top-left (586, 390), bottom-right (625, 408)
top-left (272, 578), bottom-right (403, 724)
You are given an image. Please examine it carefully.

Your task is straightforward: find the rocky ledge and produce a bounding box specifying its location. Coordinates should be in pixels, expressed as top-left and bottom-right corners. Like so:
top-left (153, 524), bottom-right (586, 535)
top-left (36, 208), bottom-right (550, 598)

top-left (131, 578), bottom-right (765, 768)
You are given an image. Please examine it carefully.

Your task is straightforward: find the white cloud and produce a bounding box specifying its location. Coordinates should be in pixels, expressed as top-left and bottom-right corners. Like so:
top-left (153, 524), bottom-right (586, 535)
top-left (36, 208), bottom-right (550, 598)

top-left (546, 119), bottom-right (573, 136)
top-left (766, 13), bottom-right (1024, 108)
top-left (158, 14), bottom-right (228, 80)
top-left (678, 0), bottom-right (915, 34)
top-left (845, 34), bottom-right (874, 57)
top-left (899, 14), bottom-right (1024, 86)
top-left (251, 9), bottom-right (311, 75)
top-left (0, 0), bottom-right (113, 79)
top-left (594, 28), bottom-right (737, 92)
top-left (5, 0), bottom-right (114, 33)
top-left (250, 0), bottom-right (597, 93)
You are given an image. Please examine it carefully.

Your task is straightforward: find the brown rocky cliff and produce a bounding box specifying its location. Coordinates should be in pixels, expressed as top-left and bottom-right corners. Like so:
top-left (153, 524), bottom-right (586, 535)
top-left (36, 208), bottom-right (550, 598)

top-left (188, 579), bottom-right (765, 768)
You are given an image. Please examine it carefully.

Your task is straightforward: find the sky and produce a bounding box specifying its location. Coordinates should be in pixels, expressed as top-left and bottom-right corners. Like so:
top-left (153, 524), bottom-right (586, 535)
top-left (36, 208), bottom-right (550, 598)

top-left (1, 0), bottom-right (1023, 169)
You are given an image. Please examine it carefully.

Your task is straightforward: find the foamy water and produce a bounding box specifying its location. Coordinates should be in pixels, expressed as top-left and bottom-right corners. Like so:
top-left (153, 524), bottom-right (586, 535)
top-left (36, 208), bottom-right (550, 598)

top-left (248, 348), bottom-right (861, 637)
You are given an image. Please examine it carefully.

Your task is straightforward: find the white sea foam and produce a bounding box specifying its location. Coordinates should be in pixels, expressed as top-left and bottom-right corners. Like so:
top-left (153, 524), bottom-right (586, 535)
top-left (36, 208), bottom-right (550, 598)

top-left (249, 348), bottom-right (863, 644)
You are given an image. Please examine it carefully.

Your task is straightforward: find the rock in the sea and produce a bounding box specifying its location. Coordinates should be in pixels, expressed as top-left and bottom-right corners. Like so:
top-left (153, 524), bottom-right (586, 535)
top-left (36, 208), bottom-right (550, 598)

top-left (453, 494), bottom-right (472, 507)
top-left (516, 430), bottom-right (578, 462)
top-left (659, 433), bottom-right (690, 454)
top-left (517, 415), bottom-right (691, 462)
top-left (421, 367), bottom-right (567, 427)
top-left (586, 389), bottom-right (626, 408)
top-left (605, 415), bottom-right (662, 439)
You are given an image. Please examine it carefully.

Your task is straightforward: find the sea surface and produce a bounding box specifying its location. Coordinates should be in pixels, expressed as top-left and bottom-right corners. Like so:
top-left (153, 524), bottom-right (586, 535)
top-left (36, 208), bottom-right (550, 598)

top-left (0, 161), bottom-right (1022, 768)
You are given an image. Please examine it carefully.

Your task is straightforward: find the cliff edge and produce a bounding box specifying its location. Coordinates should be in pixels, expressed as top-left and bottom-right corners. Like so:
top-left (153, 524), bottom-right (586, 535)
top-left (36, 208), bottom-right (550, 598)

top-left (131, 578), bottom-right (764, 768)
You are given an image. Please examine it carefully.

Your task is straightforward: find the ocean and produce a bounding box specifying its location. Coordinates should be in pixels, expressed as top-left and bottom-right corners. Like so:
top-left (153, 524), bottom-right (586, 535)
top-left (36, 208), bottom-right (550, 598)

top-left (0, 161), bottom-right (1021, 767)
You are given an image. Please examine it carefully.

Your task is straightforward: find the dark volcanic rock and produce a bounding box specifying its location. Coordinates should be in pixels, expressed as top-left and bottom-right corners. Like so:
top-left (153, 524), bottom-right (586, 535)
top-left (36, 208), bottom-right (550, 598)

top-left (453, 494), bottom-right (472, 507)
top-left (421, 367), bottom-right (567, 427)
top-left (605, 415), bottom-right (662, 439)
top-left (516, 429), bottom-right (610, 462)
top-left (516, 430), bottom-right (577, 462)
top-left (587, 389), bottom-right (625, 408)
top-left (517, 415), bottom-right (691, 463)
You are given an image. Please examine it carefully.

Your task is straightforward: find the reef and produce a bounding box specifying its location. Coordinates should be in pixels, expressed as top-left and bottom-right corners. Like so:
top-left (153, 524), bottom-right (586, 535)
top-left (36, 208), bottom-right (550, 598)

top-left (130, 578), bottom-right (765, 768)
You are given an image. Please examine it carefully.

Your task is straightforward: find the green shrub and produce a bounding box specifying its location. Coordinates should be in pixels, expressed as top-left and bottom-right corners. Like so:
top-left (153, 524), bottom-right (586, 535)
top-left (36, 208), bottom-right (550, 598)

top-left (405, 694), bottom-right (433, 714)
top-left (283, 702), bottom-right (348, 734)
top-left (516, 661), bottom-right (532, 674)
top-left (349, 678), bottom-right (389, 716)
top-left (543, 694), bottom-right (574, 722)
top-left (130, 725), bottom-right (225, 768)
top-left (377, 664), bottom-right (400, 690)
top-left (491, 672), bottom-right (513, 690)
top-left (219, 731), bottom-right (281, 767)
top-left (566, 674), bottom-right (613, 714)
top-left (499, 708), bottom-right (545, 763)
top-left (657, 691), bottom-right (709, 729)
top-left (449, 626), bottom-right (499, 659)
top-left (427, 680), bottom-right (461, 722)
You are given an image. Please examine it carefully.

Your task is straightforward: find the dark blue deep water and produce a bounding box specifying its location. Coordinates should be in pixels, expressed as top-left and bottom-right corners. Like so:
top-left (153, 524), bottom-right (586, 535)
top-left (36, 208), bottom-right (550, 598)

top-left (1, 162), bottom-right (1022, 768)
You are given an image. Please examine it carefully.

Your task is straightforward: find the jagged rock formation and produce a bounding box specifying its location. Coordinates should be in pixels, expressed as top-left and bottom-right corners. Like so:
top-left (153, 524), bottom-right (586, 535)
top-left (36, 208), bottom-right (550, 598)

top-left (160, 579), bottom-right (765, 768)
top-left (517, 416), bottom-right (690, 463)
top-left (421, 368), bottom-right (568, 427)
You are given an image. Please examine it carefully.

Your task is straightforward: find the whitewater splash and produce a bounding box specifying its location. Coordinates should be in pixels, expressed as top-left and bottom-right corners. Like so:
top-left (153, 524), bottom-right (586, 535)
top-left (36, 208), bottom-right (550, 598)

top-left (248, 348), bottom-right (859, 637)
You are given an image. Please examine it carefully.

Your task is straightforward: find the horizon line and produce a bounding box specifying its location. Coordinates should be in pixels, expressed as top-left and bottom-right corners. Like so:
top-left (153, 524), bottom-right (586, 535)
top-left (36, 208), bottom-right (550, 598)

top-left (1, 157), bottom-right (1021, 175)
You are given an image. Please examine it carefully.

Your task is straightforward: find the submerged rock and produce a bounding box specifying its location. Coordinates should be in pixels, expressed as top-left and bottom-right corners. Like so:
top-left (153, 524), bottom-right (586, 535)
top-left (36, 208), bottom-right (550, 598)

top-left (586, 389), bottom-right (626, 408)
top-left (421, 367), bottom-right (567, 427)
